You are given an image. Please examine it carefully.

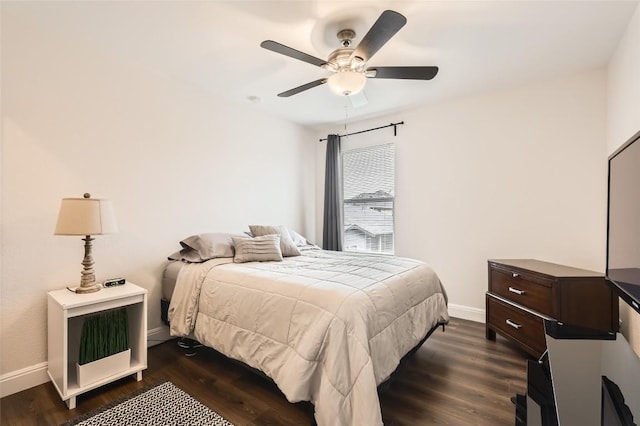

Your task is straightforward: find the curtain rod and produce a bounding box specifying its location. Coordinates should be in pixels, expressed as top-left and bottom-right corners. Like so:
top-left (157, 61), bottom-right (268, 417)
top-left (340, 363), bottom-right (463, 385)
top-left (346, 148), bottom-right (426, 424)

top-left (319, 121), bottom-right (404, 142)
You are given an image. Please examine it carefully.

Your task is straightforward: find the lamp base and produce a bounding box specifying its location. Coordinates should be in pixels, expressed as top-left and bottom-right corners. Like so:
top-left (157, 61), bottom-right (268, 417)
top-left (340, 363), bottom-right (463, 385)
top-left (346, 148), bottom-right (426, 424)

top-left (75, 283), bottom-right (102, 294)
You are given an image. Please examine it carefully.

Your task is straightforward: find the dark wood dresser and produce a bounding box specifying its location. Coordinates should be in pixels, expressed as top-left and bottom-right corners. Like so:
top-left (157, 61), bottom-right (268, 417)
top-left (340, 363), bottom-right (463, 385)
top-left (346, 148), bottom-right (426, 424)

top-left (485, 259), bottom-right (618, 358)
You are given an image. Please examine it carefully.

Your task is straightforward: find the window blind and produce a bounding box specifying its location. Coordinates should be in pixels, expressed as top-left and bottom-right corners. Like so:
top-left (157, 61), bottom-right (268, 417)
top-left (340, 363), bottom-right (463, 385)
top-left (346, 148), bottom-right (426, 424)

top-left (342, 143), bottom-right (395, 254)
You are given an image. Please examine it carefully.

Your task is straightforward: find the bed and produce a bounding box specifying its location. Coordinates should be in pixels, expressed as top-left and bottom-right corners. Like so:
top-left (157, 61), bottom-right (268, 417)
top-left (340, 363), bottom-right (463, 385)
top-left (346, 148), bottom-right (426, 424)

top-left (163, 233), bottom-right (449, 426)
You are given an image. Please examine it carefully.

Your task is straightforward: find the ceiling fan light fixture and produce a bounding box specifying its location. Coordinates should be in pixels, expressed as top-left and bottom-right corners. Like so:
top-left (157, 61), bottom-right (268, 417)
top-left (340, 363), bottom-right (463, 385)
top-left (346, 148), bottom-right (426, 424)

top-left (350, 57), bottom-right (365, 71)
top-left (328, 48), bottom-right (354, 69)
top-left (321, 63), bottom-right (337, 72)
top-left (327, 70), bottom-right (366, 96)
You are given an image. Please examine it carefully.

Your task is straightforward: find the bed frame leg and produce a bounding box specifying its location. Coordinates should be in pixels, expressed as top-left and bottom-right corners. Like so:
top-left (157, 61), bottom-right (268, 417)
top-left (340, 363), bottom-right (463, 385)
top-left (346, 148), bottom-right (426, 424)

top-left (177, 337), bottom-right (203, 357)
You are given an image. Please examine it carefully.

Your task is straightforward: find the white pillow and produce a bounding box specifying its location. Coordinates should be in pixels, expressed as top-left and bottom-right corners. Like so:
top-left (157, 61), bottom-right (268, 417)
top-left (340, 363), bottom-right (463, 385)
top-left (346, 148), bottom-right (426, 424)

top-left (288, 228), bottom-right (309, 247)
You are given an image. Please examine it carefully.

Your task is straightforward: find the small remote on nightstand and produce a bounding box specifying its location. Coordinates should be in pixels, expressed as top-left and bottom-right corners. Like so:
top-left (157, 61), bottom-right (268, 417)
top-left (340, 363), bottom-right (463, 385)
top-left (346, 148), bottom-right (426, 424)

top-left (103, 278), bottom-right (126, 287)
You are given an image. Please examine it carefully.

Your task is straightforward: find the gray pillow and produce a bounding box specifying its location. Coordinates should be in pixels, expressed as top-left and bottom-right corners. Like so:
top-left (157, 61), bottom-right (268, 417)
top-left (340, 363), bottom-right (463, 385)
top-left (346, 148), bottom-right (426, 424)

top-left (248, 225), bottom-right (301, 257)
top-left (180, 233), bottom-right (236, 261)
top-left (168, 248), bottom-right (203, 263)
top-left (232, 235), bottom-right (283, 263)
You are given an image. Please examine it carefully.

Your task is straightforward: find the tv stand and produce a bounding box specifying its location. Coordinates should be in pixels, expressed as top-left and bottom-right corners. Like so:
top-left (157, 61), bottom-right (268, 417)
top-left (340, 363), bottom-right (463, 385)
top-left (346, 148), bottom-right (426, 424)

top-left (521, 320), bottom-right (640, 425)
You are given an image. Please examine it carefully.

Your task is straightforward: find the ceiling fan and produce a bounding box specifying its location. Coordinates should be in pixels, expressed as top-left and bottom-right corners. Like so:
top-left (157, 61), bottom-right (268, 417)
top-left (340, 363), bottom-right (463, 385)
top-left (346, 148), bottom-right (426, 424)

top-left (260, 10), bottom-right (438, 98)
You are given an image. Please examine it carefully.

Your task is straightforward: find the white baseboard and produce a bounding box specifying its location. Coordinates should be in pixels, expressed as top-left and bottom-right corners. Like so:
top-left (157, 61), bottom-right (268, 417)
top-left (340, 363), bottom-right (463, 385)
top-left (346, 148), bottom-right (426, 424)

top-left (2, 309), bottom-right (485, 398)
top-left (0, 327), bottom-right (175, 398)
top-left (448, 303), bottom-right (485, 323)
top-left (147, 325), bottom-right (173, 348)
top-left (0, 362), bottom-right (49, 398)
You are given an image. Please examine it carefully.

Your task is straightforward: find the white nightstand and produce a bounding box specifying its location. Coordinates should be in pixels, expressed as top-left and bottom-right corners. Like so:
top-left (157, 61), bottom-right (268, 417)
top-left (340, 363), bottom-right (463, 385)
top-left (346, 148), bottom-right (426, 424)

top-left (47, 282), bottom-right (147, 409)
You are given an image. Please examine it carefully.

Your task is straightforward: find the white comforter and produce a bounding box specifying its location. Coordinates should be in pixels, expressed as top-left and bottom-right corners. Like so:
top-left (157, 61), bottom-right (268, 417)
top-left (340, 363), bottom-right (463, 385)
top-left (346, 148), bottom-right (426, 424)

top-left (168, 249), bottom-right (449, 426)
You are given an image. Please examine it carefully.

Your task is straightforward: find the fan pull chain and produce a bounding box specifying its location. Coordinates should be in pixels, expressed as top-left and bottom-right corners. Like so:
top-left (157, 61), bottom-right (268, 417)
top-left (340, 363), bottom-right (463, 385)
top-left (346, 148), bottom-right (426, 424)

top-left (343, 103), bottom-right (349, 140)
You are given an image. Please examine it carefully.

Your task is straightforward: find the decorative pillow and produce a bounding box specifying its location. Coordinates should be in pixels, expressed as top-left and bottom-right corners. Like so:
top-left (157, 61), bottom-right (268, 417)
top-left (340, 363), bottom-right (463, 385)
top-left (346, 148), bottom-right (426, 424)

top-left (167, 248), bottom-right (203, 263)
top-left (248, 225), bottom-right (301, 257)
top-left (179, 233), bottom-right (236, 261)
top-left (288, 228), bottom-right (309, 247)
top-left (232, 235), bottom-right (283, 263)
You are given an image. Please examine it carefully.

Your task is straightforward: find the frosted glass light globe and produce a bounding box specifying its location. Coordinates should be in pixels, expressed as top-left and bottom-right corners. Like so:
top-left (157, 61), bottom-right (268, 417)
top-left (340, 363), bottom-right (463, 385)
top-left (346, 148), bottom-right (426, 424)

top-left (327, 71), bottom-right (366, 96)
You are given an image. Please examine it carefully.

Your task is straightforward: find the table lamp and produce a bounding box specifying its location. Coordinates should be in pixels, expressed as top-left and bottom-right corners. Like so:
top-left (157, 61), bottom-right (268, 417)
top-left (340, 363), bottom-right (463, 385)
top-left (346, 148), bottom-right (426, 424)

top-left (54, 193), bottom-right (118, 293)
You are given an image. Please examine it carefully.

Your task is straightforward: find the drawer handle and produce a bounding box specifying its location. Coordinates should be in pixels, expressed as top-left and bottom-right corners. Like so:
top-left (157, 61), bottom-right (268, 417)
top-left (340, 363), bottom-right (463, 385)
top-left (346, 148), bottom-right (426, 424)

top-left (506, 319), bottom-right (522, 329)
top-left (512, 273), bottom-right (520, 278)
top-left (508, 286), bottom-right (525, 295)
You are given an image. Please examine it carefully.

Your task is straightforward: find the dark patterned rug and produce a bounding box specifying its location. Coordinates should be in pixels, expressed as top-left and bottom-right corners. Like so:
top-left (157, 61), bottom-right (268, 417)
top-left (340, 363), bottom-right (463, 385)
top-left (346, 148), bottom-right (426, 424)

top-left (62, 381), bottom-right (234, 426)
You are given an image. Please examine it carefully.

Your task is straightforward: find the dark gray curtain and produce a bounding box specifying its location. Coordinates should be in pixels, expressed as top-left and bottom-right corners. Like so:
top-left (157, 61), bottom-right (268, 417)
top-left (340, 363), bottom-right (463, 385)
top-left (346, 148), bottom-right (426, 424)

top-left (322, 134), bottom-right (343, 251)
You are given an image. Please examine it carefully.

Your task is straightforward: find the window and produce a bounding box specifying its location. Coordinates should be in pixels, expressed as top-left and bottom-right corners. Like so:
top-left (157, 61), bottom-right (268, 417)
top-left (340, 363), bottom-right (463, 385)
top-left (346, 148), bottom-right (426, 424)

top-left (342, 143), bottom-right (395, 254)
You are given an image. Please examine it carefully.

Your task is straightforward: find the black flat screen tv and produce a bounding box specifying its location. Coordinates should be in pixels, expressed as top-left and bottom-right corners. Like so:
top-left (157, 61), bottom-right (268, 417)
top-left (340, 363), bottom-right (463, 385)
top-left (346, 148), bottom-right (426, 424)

top-left (606, 129), bottom-right (640, 315)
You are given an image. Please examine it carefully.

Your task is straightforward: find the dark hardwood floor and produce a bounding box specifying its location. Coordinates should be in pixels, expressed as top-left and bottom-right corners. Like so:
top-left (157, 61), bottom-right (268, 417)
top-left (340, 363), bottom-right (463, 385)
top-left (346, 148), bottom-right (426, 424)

top-left (1, 318), bottom-right (529, 425)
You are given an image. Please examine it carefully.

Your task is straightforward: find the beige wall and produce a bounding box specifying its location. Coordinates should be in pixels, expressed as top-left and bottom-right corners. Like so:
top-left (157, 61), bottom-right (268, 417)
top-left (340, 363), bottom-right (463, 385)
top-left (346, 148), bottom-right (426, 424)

top-left (316, 70), bottom-right (607, 319)
top-left (0, 7), bottom-right (315, 386)
top-left (607, 4), bottom-right (640, 355)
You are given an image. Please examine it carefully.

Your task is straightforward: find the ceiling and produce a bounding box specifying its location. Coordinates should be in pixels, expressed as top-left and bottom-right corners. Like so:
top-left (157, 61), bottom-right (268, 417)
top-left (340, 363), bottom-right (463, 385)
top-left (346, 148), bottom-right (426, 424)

top-left (5, 0), bottom-right (639, 127)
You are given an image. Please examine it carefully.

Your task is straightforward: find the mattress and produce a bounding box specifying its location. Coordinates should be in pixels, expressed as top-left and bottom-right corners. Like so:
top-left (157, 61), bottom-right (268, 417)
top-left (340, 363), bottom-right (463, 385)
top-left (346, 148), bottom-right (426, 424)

top-left (161, 260), bottom-right (183, 302)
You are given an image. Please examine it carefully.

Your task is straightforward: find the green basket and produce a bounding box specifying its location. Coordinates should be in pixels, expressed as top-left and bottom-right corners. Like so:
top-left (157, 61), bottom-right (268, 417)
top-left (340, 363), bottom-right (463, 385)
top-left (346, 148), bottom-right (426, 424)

top-left (78, 308), bottom-right (130, 365)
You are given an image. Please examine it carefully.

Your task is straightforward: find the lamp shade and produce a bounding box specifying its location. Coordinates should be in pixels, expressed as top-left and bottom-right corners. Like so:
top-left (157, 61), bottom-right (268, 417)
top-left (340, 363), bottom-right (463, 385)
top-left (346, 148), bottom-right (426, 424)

top-left (54, 198), bottom-right (118, 235)
top-left (327, 70), bottom-right (366, 96)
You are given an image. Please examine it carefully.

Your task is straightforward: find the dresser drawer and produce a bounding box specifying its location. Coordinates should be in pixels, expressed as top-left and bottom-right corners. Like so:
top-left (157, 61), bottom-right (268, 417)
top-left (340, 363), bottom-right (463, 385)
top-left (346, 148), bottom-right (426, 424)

top-left (489, 267), bottom-right (554, 317)
top-left (487, 295), bottom-right (546, 357)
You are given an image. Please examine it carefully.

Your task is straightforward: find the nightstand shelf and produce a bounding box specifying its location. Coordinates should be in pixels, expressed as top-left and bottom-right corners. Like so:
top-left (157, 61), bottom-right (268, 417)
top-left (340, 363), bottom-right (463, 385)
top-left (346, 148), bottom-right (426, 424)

top-left (47, 282), bottom-right (147, 409)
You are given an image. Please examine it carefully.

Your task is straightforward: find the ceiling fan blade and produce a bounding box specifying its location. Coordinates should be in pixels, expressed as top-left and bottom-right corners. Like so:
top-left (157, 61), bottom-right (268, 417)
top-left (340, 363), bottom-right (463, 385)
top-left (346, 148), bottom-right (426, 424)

top-left (351, 10), bottom-right (407, 63)
top-left (261, 40), bottom-right (327, 68)
top-left (367, 66), bottom-right (439, 80)
top-left (277, 78), bottom-right (328, 97)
